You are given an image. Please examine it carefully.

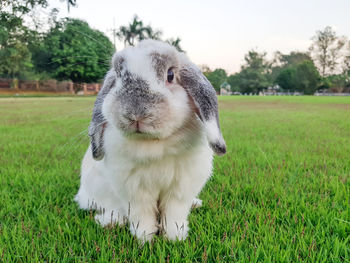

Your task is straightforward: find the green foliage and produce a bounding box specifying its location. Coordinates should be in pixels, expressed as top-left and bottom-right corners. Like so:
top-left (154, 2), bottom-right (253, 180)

top-left (0, 0), bottom-right (77, 79)
top-left (1, 5), bottom-right (348, 96)
top-left (166, 37), bottom-right (184, 52)
top-left (204, 68), bottom-right (227, 93)
top-left (0, 96), bottom-right (349, 261)
top-left (0, 10), bottom-right (33, 78)
top-left (1, 0), bottom-right (76, 15)
top-left (276, 67), bottom-right (297, 91)
top-left (271, 51), bottom-right (312, 84)
top-left (1, 0), bottom-right (48, 15)
top-left (294, 60), bottom-right (321, 94)
top-left (342, 41), bottom-right (350, 76)
top-left (243, 50), bottom-right (270, 71)
top-left (278, 51), bottom-right (312, 66)
top-left (310, 26), bottom-right (346, 77)
top-left (116, 15), bottom-right (162, 46)
top-left (276, 61), bottom-right (320, 94)
top-left (235, 50), bottom-right (271, 94)
top-left (116, 15), bottom-right (184, 52)
top-left (33, 18), bottom-right (114, 83)
top-left (226, 74), bottom-right (240, 92)
top-left (321, 74), bottom-right (350, 91)
top-left (237, 68), bottom-right (269, 94)
top-left (207, 47), bottom-right (336, 95)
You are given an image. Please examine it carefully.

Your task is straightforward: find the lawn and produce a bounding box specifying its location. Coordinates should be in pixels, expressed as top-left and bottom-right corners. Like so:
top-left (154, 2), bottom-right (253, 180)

top-left (0, 96), bottom-right (349, 262)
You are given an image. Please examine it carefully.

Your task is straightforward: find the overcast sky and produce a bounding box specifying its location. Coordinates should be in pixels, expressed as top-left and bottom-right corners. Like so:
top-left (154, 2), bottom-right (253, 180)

top-left (48, 0), bottom-right (350, 73)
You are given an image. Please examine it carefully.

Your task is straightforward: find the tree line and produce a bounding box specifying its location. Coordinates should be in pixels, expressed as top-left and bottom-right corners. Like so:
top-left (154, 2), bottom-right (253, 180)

top-left (204, 27), bottom-right (350, 95)
top-left (1, 1), bottom-right (350, 94)
top-left (0, 1), bottom-right (183, 84)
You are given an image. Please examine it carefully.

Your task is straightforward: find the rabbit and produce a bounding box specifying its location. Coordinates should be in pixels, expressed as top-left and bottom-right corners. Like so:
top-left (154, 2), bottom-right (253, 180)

top-left (74, 39), bottom-right (226, 242)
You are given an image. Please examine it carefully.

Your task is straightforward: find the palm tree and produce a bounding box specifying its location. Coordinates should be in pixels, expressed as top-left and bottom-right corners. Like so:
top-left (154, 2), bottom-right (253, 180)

top-left (166, 37), bottom-right (184, 52)
top-left (116, 15), bottom-right (162, 46)
top-left (144, 27), bottom-right (162, 41)
top-left (67, 0), bottom-right (77, 11)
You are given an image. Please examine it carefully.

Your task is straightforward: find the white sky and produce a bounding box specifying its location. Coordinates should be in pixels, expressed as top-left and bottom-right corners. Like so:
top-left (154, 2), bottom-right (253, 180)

top-left (48, 0), bottom-right (350, 74)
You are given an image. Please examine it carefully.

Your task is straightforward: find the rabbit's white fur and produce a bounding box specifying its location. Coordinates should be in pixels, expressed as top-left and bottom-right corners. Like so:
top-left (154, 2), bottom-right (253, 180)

top-left (75, 40), bottom-right (222, 241)
top-left (76, 128), bottom-right (212, 241)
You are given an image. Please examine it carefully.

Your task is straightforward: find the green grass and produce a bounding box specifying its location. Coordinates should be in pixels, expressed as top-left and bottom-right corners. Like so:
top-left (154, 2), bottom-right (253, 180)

top-left (0, 96), bottom-right (349, 262)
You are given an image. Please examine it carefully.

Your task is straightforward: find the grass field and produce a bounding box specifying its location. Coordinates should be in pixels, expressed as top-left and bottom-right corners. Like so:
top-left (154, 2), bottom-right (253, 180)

top-left (0, 96), bottom-right (349, 262)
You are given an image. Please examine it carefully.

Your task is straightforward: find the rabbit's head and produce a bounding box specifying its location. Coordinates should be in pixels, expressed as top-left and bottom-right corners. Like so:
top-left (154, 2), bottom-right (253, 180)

top-left (89, 40), bottom-right (226, 160)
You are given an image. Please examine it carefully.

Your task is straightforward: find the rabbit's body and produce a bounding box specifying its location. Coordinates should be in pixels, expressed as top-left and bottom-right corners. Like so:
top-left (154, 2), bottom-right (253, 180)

top-left (75, 118), bottom-right (212, 240)
top-left (75, 40), bottom-right (225, 241)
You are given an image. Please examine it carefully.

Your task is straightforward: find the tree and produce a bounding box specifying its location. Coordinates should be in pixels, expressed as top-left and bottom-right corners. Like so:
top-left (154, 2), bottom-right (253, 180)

top-left (275, 67), bottom-right (297, 91)
top-left (280, 52), bottom-right (311, 66)
top-left (227, 74), bottom-right (241, 93)
top-left (342, 41), bottom-right (350, 75)
top-left (270, 51), bottom-right (312, 84)
top-left (145, 26), bottom-right (162, 41)
top-left (1, 0), bottom-right (76, 15)
top-left (238, 68), bottom-right (269, 94)
top-left (33, 18), bottom-right (114, 83)
top-left (199, 64), bottom-right (211, 73)
top-left (243, 50), bottom-right (270, 71)
top-left (324, 74), bottom-right (348, 92)
top-left (203, 68), bottom-right (227, 93)
top-left (116, 15), bottom-right (162, 46)
top-left (66, 0), bottom-right (77, 12)
top-left (237, 50), bottom-right (271, 94)
top-left (166, 37), bottom-right (184, 52)
top-left (294, 61), bottom-right (321, 94)
top-left (0, 0), bottom-right (77, 78)
top-left (0, 12), bottom-right (34, 78)
top-left (272, 51), bottom-right (313, 89)
top-left (116, 16), bottom-right (185, 52)
top-left (275, 60), bottom-right (320, 94)
top-left (309, 26), bottom-right (346, 76)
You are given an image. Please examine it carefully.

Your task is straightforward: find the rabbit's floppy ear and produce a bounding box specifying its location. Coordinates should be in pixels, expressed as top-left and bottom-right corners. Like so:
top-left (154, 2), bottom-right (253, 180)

top-left (89, 70), bottom-right (116, 160)
top-left (179, 62), bottom-right (226, 155)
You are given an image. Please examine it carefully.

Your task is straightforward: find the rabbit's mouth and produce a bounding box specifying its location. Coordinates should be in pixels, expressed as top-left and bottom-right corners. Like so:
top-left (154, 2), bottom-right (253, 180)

top-left (124, 128), bottom-right (161, 140)
top-left (128, 120), bottom-right (148, 133)
top-left (117, 118), bottom-right (161, 139)
top-left (117, 111), bottom-right (161, 134)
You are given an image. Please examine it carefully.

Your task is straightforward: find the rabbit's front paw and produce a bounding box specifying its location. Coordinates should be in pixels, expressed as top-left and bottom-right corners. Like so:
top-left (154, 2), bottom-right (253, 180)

top-left (94, 210), bottom-right (125, 227)
top-left (164, 220), bottom-right (189, 241)
top-left (129, 219), bottom-right (158, 242)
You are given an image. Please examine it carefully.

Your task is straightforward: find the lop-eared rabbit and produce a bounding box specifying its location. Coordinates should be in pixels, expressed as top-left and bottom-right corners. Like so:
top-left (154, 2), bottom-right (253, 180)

top-left (75, 40), bottom-right (226, 241)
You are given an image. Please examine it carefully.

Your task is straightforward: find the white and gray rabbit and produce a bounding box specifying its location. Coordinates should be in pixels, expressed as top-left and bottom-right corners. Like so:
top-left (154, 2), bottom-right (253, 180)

top-left (75, 40), bottom-right (226, 241)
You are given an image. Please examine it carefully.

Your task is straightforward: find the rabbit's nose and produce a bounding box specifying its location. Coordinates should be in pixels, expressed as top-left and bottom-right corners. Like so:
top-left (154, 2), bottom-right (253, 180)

top-left (122, 113), bottom-right (151, 133)
top-left (123, 113), bottom-right (150, 122)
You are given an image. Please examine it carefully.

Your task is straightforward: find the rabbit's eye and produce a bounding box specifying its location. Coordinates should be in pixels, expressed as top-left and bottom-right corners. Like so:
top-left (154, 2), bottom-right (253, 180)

top-left (167, 68), bottom-right (174, 83)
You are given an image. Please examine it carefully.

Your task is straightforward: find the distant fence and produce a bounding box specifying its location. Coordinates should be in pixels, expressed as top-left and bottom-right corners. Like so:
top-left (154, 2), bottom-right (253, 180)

top-left (261, 91), bottom-right (303, 96)
top-left (221, 90), bottom-right (350, 96)
top-left (315, 92), bottom-right (350, 96)
top-left (0, 78), bottom-right (102, 95)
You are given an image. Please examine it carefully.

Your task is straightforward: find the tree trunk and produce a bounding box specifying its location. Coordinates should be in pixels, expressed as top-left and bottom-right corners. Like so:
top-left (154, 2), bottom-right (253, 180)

top-left (13, 79), bottom-right (19, 90)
